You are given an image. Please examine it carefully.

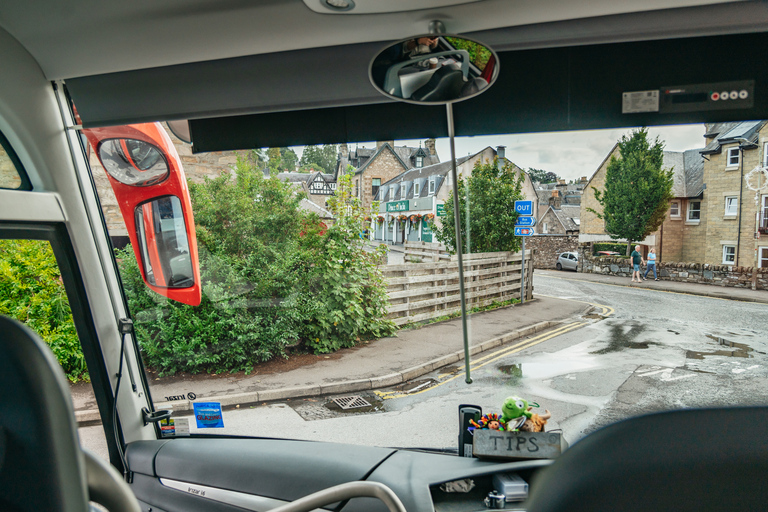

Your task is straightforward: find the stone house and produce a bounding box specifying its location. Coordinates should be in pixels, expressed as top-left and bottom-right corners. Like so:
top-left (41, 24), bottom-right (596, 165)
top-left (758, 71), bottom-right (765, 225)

top-left (335, 140), bottom-right (440, 213)
top-left (698, 121), bottom-right (768, 268)
top-left (581, 121), bottom-right (768, 269)
top-left (539, 204), bottom-right (580, 235)
top-left (373, 146), bottom-right (537, 244)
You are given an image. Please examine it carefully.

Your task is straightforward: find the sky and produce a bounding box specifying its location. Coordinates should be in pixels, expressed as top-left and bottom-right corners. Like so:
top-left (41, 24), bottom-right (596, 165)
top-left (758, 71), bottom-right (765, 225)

top-left (291, 123), bottom-right (706, 182)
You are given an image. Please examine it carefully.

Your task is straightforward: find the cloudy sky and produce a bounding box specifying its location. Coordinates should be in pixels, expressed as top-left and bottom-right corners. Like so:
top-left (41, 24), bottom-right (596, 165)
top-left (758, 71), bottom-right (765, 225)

top-left (293, 123), bottom-right (706, 181)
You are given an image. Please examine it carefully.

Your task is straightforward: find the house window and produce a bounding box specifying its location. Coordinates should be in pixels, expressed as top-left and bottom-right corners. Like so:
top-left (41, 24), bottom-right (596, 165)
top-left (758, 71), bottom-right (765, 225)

top-left (722, 245), bottom-right (736, 265)
top-left (413, 182), bottom-right (420, 196)
top-left (428, 179), bottom-right (435, 195)
top-left (401, 184), bottom-right (407, 200)
top-left (726, 147), bottom-right (740, 168)
top-left (372, 178), bottom-right (381, 198)
top-left (542, 222), bottom-right (548, 234)
top-left (724, 196), bottom-right (738, 216)
top-left (379, 185), bottom-right (387, 201)
top-left (687, 201), bottom-right (701, 221)
top-left (760, 247), bottom-right (768, 268)
top-left (762, 195), bottom-right (768, 230)
top-left (670, 201), bottom-right (680, 217)
top-left (354, 179), bottom-right (359, 198)
top-left (415, 156), bottom-right (423, 167)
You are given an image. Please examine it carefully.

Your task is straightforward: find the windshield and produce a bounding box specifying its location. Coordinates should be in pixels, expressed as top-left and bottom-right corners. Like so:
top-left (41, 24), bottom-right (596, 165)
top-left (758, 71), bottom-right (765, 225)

top-left (83, 121), bottom-right (768, 450)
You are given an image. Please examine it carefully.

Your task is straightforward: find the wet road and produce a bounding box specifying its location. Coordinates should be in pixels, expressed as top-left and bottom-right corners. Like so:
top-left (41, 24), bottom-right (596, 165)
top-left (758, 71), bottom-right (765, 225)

top-left (79, 271), bottom-right (768, 456)
top-left (141, 271), bottom-right (767, 450)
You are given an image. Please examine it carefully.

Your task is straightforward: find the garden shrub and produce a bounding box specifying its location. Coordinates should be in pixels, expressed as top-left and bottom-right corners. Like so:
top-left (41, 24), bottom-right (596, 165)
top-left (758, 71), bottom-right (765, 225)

top-left (120, 158), bottom-right (395, 376)
top-left (0, 239), bottom-right (87, 382)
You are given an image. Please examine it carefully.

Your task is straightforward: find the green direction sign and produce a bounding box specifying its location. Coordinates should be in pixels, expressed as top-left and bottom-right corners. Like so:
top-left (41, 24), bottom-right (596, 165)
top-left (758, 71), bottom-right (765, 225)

top-left (436, 204), bottom-right (446, 216)
top-left (386, 200), bottom-right (409, 212)
top-left (421, 220), bottom-right (433, 242)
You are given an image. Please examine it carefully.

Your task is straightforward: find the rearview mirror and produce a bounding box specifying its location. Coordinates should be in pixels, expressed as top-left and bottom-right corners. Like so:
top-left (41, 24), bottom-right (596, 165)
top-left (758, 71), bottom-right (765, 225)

top-left (369, 34), bottom-right (498, 104)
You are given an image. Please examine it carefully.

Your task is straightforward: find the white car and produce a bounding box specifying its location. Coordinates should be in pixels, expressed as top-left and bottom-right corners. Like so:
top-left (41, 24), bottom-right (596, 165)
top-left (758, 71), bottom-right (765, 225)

top-left (556, 251), bottom-right (579, 271)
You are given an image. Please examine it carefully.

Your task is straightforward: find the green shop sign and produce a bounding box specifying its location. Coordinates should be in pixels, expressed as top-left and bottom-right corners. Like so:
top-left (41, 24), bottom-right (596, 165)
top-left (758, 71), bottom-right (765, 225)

top-left (386, 200), bottom-right (409, 212)
top-left (436, 203), bottom-right (446, 216)
top-left (421, 220), bottom-right (433, 242)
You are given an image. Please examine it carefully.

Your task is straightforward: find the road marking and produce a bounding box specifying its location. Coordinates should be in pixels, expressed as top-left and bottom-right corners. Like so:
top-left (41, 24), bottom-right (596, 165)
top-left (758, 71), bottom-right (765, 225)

top-left (376, 321), bottom-right (588, 400)
top-left (536, 294), bottom-right (615, 318)
top-left (636, 367), bottom-right (696, 381)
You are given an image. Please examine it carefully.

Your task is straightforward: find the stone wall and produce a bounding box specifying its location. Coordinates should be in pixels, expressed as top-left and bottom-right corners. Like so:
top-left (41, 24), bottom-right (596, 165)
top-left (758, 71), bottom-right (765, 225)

top-left (0, 146), bottom-right (21, 188)
top-left (526, 235), bottom-right (579, 269)
top-left (578, 244), bottom-right (768, 290)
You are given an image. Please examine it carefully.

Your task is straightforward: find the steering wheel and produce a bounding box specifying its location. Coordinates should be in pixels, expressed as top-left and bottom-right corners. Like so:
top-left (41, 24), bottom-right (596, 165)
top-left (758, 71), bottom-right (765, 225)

top-left (83, 449), bottom-right (142, 512)
top-left (266, 481), bottom-right (407, 512)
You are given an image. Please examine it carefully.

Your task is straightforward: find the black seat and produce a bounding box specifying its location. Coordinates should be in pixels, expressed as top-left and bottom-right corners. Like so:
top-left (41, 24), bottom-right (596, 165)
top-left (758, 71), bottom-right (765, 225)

top-left (526, 407), bottom-right (768, 512)
top-left (0, 315), bottom-right (140, 512)
top-left (411, 67), bottom-right (464, 102)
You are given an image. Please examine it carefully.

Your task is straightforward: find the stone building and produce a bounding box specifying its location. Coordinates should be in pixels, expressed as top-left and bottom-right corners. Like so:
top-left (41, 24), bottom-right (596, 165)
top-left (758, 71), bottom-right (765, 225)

top-left (373, 146), bottom-right (537, 244)
top-left (581, 121), bottom-right (768, 270)
top-left (339, 140), bottom-right (440, 213)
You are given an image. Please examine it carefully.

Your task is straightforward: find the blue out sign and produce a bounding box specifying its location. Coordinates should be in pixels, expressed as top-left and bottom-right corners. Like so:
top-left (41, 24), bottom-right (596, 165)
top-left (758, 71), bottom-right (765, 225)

top-left (514, 200), bottom-right (534, 216)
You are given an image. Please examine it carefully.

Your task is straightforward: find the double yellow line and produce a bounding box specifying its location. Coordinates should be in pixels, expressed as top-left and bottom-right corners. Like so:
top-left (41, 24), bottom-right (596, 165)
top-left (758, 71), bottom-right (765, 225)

top-left (375, 321), bottom-right (588, 400)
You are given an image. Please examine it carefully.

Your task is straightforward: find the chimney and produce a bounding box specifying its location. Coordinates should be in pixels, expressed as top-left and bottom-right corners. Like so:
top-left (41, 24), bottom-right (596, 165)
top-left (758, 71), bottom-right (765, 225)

top-left (557, 179), bottom-right (566, 185)
top-left (549, 190), bottom-right (561, 209)
top-left (340, 142), bottom-right (349, 157)
top-left (377, 140), bottom-right (394, 150)
top-left (496, 146), bottom-right (506, 159)
top-left (425, 138), bottom-right (437, 156)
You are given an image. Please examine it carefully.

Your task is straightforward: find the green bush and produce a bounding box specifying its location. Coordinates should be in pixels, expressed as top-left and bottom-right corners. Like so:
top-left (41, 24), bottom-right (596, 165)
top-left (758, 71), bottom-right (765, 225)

top-left (0, 239), bottom-right (87, 382)
top-left (120, 158), bottom-right (395, 376)
top-left (592, 243), bottom-right (627, 255)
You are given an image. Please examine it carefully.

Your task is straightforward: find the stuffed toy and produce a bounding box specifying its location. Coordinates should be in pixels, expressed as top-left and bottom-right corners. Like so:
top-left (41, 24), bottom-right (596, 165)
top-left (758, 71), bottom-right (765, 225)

top-left (519, 410), bottom-right (551, 432)
top-left (468, 413), bottom-right (507, 432)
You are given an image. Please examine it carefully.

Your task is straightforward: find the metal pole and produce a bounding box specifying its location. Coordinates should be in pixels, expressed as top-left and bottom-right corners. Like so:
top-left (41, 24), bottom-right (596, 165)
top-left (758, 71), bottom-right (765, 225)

top-left (447, 103), bottom-right (472, 384)
top-left (520, 237), bottom-right (525, 304)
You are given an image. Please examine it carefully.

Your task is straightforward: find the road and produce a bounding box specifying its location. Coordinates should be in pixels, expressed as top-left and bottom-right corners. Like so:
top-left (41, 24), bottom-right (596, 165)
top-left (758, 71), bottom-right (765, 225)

top-left (79, 271), bottom-right (768, 457)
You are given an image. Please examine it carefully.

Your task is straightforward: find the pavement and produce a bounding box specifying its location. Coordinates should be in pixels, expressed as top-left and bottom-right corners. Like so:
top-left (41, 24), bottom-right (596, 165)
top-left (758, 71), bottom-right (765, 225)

top-left (72, 295), bottom-right (591, 425)
top-left (538, 268), bottom-right (768, 304)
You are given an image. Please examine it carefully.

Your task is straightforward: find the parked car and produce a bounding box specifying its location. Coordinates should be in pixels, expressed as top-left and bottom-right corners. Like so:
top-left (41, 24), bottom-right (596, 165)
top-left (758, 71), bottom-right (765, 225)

top-left (556, 252), bottom-right (579, 271)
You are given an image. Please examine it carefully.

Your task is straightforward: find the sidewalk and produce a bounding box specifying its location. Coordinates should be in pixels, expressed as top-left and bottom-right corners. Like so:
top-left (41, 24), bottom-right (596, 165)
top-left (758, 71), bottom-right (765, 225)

top-left (72, 295), bottom-right (590, 424)
top-left (537, 269), bottom-right (768, 304)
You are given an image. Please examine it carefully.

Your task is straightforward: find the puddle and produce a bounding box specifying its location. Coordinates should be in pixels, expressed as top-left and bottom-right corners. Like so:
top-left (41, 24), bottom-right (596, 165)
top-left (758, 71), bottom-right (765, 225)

top-left (590, 323), bottom-right (658, 354)
top-left (438, 365), bottom-right (461, 376)
top-left (497, 360), bottom-right (594, 381)
top-left (323, 394), bottom-right (385, 414)
top-left (392, 378), bottom-right (438, 395)
top-left (687, 336), bottom-right (754, 360)
top-left (582, 313), bottom-right (604, 320)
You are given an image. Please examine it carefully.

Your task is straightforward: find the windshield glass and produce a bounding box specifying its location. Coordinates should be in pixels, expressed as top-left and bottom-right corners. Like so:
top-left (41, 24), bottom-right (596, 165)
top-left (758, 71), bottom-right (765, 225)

top-left (85, 122), bottom-right (768, 450)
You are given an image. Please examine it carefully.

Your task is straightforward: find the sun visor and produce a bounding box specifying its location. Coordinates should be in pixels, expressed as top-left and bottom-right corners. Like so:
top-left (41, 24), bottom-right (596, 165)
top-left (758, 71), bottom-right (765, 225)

top-left (190, 32), bottom-right (768, 152)
top-left (68, 32), bottom-right (768, 152)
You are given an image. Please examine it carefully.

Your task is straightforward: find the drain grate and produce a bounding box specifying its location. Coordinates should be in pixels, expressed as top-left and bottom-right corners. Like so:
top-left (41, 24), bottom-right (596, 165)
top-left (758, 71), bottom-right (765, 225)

top-left (333, 395), bottom-right (371, 410)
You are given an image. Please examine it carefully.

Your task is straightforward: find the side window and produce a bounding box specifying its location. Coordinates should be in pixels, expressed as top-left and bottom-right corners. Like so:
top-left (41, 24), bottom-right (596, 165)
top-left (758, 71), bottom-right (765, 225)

top-left (0, 131), bottom-right (31, 190)
top-left (670, 201), bottom-right (680, 217)
top-left (726, 147), bottom-right (740, 168)
top-left (724, 196), bottom-right (738, 216)
top-left (0, 238), bottom-right (109, 458)
top-left (372, 178), bottom-right (381, 198)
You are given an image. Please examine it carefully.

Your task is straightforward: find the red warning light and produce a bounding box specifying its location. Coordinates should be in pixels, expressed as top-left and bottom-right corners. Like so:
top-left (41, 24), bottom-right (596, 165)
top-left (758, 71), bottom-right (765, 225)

top-left (710, 92), bottom-right (719, 101)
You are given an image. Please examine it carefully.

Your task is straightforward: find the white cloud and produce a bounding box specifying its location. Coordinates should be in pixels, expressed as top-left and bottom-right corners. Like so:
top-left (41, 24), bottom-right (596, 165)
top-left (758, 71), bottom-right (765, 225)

top-left (293, 124), bottom-right (706, 181)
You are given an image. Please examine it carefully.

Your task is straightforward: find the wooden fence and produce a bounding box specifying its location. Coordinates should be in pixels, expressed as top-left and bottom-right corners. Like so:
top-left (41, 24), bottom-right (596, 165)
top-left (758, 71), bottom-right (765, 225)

top-left (382, 250), bottom-right (535, 326)
top-left (403, 241), bottom-right (451, 262)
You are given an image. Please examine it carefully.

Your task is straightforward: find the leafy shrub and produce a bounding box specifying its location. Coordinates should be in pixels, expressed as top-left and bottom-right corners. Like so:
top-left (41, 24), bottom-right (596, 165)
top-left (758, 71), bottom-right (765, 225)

top-left (0, 239), bottom-right (87, 382)
top-left (120, 158), bottom-right (394, 376)
top-left (593, 243), bottom-right (627, 255)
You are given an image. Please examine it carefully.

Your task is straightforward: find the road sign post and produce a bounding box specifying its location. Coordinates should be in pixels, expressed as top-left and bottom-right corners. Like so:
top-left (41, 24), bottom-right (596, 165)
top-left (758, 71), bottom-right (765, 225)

top-left (514, 202), bottom-right (534, 304)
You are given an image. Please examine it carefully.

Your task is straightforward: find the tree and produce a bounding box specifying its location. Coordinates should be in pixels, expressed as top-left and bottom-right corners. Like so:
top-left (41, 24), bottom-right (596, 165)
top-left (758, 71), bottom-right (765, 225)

top-left (280, 147), bottom-right (298, 172)
top-left (527, 168), bottom-right (560, 184)
top-left (300, 144), bottom-right (338, 174)
top-left (435, 158), bottom-right (526, 253)
top-left (588, 128), bottom-right (674, 255)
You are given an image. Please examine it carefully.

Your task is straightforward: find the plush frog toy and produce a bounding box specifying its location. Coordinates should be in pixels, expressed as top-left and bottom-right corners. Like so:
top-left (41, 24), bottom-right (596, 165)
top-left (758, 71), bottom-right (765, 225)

top-left (501, 396), bottom-right (537, 424)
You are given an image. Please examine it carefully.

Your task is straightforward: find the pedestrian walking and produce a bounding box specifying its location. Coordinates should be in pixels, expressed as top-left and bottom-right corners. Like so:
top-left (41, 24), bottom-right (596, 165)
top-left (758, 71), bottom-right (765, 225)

top-left (644, 247), bottom-right (658, 281)
top-left (631, 245), bottom-right (644, 282)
